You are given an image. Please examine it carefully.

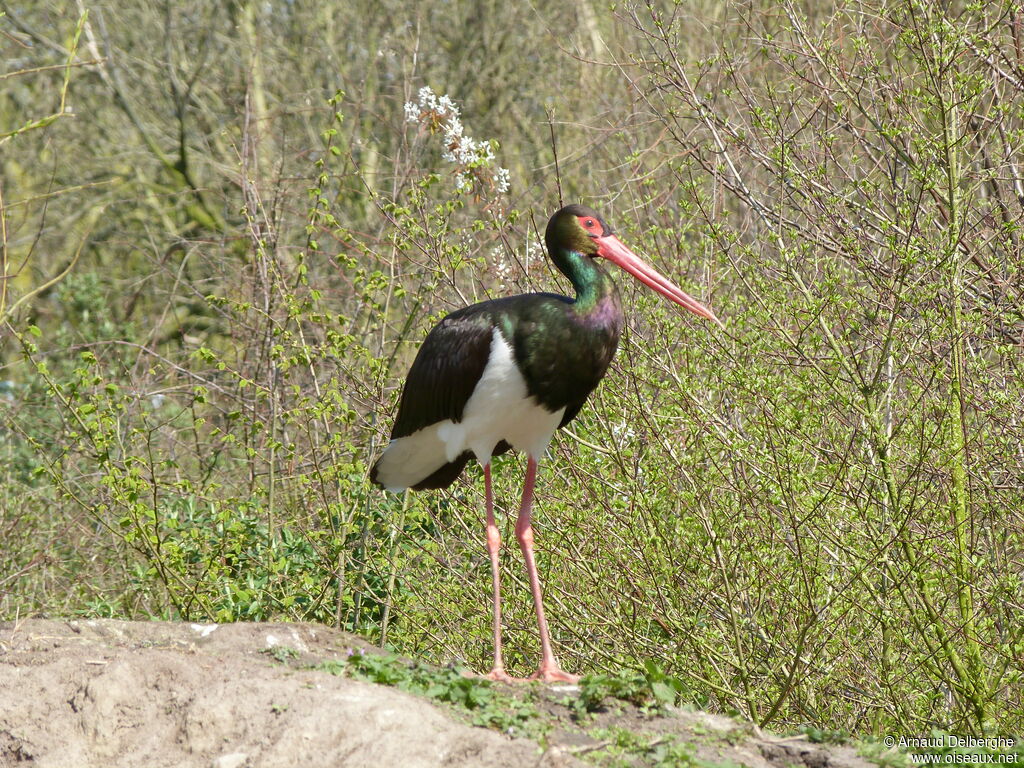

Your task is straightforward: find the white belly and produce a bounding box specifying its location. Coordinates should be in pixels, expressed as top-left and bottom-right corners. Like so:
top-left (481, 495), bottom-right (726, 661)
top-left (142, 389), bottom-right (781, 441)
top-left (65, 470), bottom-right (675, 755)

top-left (373, 329), bottom-right (564, 491)
top-left (440, 328), bottom-right (566, 462)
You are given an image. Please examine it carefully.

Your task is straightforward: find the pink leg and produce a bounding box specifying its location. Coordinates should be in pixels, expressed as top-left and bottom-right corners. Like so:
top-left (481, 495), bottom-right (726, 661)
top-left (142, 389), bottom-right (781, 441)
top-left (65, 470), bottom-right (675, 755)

top-left (515, 457), bottom-right (580, 684)
top-left (484, 463), bottom-right (517, 683)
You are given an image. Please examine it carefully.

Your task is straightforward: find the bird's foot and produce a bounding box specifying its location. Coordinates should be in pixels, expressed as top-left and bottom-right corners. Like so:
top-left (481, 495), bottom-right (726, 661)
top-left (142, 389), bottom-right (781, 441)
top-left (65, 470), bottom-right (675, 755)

top-left (528, 664), bottom-right (580, 684)
top-left (485, 667), bottom-right (522, 684)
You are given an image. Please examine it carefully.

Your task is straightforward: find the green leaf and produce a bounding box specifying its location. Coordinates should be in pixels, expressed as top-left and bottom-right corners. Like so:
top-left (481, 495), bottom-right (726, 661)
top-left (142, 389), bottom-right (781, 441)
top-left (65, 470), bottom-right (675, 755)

top-left (650, 681), bottom-right (676, 706)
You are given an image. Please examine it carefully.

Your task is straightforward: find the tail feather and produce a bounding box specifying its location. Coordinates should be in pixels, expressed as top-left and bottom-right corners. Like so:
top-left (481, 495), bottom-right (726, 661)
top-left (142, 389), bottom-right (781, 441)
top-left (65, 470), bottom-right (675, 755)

top-left (370, 426), bottom-right (460, 491)
top-left (410, 452), bottom-right (472, 490)
top-left (371, 447), bottom-right (470, 491)
top-left (370, 428), bottom-right (512, 491)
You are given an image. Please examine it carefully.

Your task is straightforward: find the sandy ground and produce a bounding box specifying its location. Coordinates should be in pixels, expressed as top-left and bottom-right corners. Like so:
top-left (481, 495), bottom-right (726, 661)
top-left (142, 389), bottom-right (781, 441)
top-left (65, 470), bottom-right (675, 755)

top-left (0, 619), bottom-right (576, 768)
top-left (0, 618), bottom-right (877, 768)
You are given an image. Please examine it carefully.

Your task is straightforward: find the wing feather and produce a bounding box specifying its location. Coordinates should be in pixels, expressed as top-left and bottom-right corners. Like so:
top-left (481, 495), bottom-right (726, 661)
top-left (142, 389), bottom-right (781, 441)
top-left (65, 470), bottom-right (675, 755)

top-left (371, 305), bottom-right (519, 490)
top-left (389, 307), bottom-right (495, 439)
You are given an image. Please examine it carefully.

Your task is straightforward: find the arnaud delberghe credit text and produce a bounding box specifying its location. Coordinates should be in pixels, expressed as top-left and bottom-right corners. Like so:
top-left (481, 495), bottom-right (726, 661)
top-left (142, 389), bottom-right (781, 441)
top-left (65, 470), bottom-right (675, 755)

top-left (885, 735), bottom-right (1019, 765)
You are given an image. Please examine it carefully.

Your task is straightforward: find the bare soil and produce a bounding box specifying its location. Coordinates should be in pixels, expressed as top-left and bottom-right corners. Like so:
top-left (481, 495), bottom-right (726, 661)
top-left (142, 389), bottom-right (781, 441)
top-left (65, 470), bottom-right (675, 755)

top-left (0, 619), bottom-right (877, 768)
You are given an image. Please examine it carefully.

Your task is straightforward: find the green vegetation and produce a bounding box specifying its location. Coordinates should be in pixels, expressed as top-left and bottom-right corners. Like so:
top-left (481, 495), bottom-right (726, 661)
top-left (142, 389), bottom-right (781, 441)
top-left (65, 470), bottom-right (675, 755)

top-left (319, 650), bottom-right (539, 733)
top-left (2, 0), bottom-right (1022, 740)
top-left (575, 661), bottom-right (704, 717)
top-left (583, 728), bottom-right (706, 768)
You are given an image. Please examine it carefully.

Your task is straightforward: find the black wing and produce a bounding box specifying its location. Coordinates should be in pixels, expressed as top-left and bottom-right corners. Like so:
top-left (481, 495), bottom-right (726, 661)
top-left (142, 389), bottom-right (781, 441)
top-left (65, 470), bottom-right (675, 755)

top-left (558, 400), bottom-right (588, 429)
top-left (389, 305), bottom-right (496, 439)
top-left (370, 304), bottom-right (515, 491)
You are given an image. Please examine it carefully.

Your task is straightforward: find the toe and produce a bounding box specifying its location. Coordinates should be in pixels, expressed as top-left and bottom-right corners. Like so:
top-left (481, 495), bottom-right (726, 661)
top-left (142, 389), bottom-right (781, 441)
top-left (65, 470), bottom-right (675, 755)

top-left (529, 666), bottom-right (580, 684)
top-left (485, 668), bottom-right (521, 684)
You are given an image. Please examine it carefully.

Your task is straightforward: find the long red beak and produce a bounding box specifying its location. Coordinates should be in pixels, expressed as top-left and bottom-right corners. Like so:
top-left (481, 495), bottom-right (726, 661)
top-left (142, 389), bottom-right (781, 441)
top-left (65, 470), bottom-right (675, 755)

top-left (596, 234), bottom-right (723, 327)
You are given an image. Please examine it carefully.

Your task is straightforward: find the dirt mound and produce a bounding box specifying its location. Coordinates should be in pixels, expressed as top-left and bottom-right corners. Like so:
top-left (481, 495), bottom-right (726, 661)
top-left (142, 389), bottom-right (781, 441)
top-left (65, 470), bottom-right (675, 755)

top-left (1, 619), bottom-right (877, 768)
top-left (0, 619), bottom-right (573, 767)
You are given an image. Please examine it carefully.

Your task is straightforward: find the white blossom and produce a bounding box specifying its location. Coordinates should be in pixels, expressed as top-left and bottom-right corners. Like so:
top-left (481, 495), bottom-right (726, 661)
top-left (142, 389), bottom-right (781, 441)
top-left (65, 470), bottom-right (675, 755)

top-left (611, 421), bottom-right (636, 446)
top-left (403, 85), bottom-right (510, 199)
top-left (495, 167), bottom-right (511, 194)
top-left (444, 115), bottom-right (463, 139)
top-left (436, 94), bottom-right (458, 116)
top-left (417, 86), bottom-right (437, 110)
top-left (489, 245), bottom-right (515, 288)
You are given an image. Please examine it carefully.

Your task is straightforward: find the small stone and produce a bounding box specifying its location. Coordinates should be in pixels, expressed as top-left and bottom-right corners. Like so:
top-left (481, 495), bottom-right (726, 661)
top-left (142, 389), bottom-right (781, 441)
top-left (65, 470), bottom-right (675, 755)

top-left (212, 752), bottom-right (248, 768)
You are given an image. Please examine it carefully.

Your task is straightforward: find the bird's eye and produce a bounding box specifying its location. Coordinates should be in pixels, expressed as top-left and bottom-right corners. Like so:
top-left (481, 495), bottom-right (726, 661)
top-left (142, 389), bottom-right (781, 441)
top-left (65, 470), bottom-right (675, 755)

top-left (585, 219), bottom-right (595, 228)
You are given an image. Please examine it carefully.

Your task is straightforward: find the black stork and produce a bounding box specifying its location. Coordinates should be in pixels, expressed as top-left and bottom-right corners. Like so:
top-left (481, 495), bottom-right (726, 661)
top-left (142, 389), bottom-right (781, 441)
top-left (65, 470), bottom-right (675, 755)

top-left (371, 204), bottom-right (721, 683)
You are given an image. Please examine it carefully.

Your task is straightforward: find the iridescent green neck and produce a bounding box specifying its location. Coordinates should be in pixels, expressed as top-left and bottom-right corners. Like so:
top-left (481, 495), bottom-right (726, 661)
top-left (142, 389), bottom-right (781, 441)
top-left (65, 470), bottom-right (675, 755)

top-left (554, 250), bottom-right (618, 312)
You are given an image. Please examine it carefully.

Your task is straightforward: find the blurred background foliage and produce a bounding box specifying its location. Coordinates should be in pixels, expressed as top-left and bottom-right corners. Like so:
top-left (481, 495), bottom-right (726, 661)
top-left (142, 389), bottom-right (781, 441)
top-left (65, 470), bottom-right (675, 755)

top-left (1, 0), bottom-right (1022, 736)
